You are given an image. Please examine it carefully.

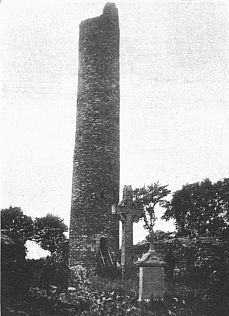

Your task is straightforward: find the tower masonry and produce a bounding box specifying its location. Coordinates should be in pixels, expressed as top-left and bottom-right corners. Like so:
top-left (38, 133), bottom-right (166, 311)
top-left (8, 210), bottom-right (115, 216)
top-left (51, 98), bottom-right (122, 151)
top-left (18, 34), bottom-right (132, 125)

top-left (69, 3), bottom-right (120, 270)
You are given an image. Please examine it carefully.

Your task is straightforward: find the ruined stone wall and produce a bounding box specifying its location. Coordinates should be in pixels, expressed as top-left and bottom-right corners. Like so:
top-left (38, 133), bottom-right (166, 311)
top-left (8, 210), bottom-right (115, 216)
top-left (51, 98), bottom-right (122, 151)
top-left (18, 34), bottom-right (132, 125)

top-left (69, 3), bottom-right (120, 269)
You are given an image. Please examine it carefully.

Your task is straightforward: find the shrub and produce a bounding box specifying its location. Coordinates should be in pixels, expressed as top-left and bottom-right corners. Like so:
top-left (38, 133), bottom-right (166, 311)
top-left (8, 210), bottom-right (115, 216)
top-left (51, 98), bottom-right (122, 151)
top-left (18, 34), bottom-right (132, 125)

top-left (1, 233), bottom-right (29, 298)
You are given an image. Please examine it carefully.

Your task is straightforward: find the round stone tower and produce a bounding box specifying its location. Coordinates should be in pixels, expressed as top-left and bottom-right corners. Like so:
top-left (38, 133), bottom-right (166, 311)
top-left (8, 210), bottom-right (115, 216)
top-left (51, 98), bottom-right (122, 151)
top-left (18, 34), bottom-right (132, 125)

top-left (69, 3), bottom-right (120, 270)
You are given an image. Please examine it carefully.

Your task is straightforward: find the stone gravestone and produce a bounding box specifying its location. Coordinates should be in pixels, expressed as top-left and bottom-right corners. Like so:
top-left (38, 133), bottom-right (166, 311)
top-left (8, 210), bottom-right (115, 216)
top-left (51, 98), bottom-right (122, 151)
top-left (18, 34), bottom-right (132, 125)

top-left (136, 250), bottom-right (166, 301)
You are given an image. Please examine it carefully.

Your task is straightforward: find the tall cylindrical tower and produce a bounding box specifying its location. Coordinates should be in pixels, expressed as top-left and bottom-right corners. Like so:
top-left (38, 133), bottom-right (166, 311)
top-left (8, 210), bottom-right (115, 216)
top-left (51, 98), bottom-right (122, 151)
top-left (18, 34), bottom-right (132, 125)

top-left (69, 3), bottom-right (120, 270)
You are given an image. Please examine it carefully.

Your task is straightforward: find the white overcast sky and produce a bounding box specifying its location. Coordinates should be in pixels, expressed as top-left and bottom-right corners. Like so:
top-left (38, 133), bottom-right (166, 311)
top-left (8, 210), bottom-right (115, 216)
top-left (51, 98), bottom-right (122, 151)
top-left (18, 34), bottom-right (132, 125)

top-left (1, 0), bottom-right (229, 243)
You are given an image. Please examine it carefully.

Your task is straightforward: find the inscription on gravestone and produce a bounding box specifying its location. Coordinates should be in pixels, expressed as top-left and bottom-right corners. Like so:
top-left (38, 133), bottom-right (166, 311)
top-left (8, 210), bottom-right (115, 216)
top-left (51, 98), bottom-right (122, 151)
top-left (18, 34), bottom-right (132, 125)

top-left (136, 251), bottom-right (166, 301)
top-left (139, 267), bottom-right (165, 301)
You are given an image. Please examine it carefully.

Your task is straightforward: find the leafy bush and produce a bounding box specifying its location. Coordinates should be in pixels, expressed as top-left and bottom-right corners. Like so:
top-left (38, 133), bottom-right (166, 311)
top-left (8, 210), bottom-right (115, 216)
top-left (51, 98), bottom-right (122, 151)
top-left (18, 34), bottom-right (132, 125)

top-left (1, 207), bottom-right (33, 243)
top-left (3, 265), bottom-right (229, 315)
top-left (33, 214), bottom-right (68, 254)
top-left (1, 233), bottom-right (29, 298)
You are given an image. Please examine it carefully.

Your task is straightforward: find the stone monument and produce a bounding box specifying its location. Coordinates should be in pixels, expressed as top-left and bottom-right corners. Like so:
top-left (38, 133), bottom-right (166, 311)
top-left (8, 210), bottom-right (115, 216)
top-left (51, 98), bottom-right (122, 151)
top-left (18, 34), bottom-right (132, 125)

top-left (115, 186), bottom-right (143, 273)
top-left (69, 3), bottom-right (120, 271)
top-left (136, 250), bottom-right (166, 301)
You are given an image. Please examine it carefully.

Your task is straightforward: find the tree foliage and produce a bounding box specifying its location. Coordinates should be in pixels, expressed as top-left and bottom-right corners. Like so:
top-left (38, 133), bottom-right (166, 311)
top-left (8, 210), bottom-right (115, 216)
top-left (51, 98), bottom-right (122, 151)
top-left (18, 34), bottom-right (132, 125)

top-left (1, 206), bottom-right (34, 243)
top-left (1, 234), bottom-right (29, 297)
top-left (162, 178), bottom-right (229, 238)
top-left (33, 214), bottom-right (68, 254)
top-left (133, 182), bottom-right (171, 245)
top-left (1, 207), bottom-right (69, 257)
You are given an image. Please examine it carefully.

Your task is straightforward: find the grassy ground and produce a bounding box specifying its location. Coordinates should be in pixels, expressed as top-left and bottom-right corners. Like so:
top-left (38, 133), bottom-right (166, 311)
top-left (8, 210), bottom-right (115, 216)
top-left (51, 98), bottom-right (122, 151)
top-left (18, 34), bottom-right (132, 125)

top-left (2, 274), bottom-right (229, 316)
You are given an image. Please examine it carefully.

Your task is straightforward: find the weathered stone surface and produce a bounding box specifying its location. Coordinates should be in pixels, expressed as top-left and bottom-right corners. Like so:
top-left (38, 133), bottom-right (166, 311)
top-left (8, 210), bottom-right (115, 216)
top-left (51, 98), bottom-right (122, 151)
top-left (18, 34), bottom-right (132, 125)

top-left (136, 251), bottom-right (166, 301)
top-left (139, 266), bottom-right (165, 301)
top-left (117, 186), bottom-right (143, 268)
top-left (69, 3), bottom-right (120, 269)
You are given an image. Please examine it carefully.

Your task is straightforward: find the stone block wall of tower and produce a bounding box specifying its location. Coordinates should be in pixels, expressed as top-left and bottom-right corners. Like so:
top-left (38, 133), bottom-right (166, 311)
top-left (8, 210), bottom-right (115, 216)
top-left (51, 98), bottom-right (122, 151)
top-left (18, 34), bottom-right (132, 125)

top-left (69, 3), bottom-right (120, 269)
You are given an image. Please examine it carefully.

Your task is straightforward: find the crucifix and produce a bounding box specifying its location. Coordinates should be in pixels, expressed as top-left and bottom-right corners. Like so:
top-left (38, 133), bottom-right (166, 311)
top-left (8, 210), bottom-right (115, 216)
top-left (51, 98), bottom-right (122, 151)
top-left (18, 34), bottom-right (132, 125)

top-left (114, 185), bottom-right (143, 273)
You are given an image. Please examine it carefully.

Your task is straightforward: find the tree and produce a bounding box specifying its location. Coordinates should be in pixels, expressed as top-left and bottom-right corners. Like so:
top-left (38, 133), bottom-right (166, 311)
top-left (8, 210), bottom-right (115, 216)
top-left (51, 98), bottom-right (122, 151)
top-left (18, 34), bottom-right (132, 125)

top-left (1, 206), bottom-right (34, 243)
top-left (33, 214), bottom-right (68, 254)
top-left (162, 178), bottom-right (229, 238)
top-left (133, 182), bottom-right (171, 250)
top-left (1, 234), bottom-right (29, 297)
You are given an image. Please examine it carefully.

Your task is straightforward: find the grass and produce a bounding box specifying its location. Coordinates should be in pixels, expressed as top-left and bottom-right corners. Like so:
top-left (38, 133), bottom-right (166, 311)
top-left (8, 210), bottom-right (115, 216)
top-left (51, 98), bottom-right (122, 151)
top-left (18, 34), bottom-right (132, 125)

top-left (2, 271), bottom-right (229, 315)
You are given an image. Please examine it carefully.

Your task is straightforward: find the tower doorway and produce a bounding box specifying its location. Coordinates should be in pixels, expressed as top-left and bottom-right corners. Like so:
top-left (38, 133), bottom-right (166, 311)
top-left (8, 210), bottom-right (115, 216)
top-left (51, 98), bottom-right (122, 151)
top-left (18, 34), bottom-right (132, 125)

top-left (98, 236), bottom-right (114, 275)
